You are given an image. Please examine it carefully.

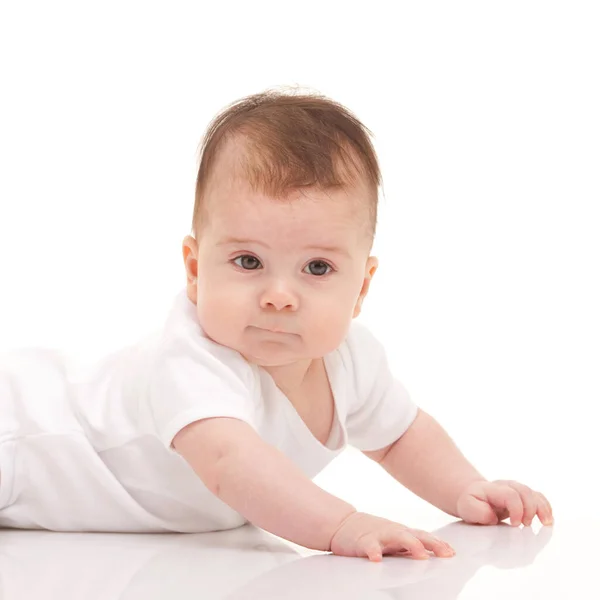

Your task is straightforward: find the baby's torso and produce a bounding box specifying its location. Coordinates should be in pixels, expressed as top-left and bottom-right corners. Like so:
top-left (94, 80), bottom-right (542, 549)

top-left (0, 338), bottom-right (348, 532)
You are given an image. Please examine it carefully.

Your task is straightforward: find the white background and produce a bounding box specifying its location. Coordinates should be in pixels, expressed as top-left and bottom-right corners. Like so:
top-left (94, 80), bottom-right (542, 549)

top-left (1, 1), bottom-right (598, 530)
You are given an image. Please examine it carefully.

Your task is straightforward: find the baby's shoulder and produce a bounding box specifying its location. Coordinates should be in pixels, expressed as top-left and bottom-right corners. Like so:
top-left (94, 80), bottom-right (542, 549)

top-left (155, 328), bottom-right (256, 395)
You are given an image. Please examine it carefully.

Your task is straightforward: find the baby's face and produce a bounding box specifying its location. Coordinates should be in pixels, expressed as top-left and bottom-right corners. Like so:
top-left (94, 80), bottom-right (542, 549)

top-left (183, 175), bottom-right (377, 368)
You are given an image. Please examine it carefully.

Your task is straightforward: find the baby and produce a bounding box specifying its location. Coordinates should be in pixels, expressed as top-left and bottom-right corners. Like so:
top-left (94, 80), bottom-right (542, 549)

top-left (0, 89), bottom-right (553, 561)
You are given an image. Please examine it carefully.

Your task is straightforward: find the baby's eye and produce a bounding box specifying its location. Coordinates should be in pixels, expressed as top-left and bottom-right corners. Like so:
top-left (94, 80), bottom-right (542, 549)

top-left (231, 256), bottom-right (333, 277)
top-left (233, 255), bottom-right (261, 270)
top-left (304, 260), bottom-right (333, 277)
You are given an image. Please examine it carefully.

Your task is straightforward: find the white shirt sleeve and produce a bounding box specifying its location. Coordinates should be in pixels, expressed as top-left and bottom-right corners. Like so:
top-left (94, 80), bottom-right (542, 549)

top-left (142, 340), bottom-right (257, 450)
top-left (343, 321), bottom-right (419, 452)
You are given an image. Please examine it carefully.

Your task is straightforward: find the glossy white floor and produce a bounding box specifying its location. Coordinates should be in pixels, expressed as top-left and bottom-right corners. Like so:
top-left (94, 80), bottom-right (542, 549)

top-left (0, 446), bottom-right (592, 599)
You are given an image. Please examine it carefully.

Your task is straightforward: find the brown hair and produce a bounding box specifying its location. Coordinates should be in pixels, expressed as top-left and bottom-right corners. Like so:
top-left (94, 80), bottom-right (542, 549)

top-left (191, 87), bottom-right (382, 245)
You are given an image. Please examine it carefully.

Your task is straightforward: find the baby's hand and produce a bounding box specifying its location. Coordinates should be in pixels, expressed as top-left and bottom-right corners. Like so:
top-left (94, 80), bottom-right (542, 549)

top-left (456, 479), bottom-right (554, 527)
top-left (329, 512), bottom-right (456, 562)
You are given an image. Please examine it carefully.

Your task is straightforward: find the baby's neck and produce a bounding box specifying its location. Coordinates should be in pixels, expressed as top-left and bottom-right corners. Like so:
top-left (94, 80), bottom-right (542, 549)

top-left (262, 358), bottom-right (317, 395)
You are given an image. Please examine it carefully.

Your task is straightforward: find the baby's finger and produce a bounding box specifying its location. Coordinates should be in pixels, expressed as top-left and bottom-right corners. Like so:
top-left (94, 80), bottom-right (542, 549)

top-left (486, 484), bottom-right (524, 526)
top-left (505, 481), bottom-right (537, 526)
top-left (535, 491), bottom-right (554, 525)
top-left (363, 538), bottom-right (384, 562)
top-left (383, 530), bottom-right (430, 560)
top-left (416, 532), bottom-right (456, 558)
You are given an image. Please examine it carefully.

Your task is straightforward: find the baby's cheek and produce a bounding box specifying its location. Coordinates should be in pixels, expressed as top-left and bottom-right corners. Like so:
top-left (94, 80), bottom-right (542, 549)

top-left (199, 281), bottom-right (239, 311)
top-left (308, 308), bottom-right (351, 352)
top-left (196, 289), bottom-right (247, 335)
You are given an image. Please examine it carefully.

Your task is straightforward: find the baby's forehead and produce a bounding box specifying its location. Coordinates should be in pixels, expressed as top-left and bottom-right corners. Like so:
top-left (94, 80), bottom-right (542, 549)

top-left (211, 180), bottom-right (365, 231)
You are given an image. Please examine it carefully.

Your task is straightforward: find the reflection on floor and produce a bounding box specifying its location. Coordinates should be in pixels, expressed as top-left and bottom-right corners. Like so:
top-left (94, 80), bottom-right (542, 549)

top-left (1, 517), bottom-right (584, 599)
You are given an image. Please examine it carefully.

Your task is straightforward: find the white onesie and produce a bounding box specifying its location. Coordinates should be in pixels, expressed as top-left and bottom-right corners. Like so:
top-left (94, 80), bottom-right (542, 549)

top-left (0, 288), bottom-right (418, 532)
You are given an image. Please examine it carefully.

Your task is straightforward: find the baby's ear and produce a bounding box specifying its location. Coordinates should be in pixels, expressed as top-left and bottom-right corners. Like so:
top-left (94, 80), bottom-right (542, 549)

top-left (182, 236), bottom-right (199, 279)
top-left (182, 236), bottom-right (199, 304)
top-left (360, 256), bottom-right (378, 294)
top-left (366, 256), bottom-right (379, 278)
top-left (353, 256), bottom-right (378, 317)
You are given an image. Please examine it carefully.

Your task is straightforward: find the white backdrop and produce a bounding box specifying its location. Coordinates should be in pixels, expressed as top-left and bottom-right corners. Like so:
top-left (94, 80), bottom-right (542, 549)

top-left (1, 1), bottom-right (598, 527)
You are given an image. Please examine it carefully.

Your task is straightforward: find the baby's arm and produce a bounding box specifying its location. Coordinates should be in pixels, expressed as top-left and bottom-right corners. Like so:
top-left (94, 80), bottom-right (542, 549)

top-left (375, 409), bottom-right (553, 527)
top-left (172, 417), bottom-right (357, 551)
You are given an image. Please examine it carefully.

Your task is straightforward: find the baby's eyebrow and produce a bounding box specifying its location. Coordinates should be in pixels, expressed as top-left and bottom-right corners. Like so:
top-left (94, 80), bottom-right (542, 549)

top-left (217, 237), bottom-right (351, 258)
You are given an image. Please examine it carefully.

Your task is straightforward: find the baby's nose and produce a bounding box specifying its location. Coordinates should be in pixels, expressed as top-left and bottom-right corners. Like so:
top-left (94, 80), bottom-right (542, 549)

top-left (260, 286), bottom-right (299, 311)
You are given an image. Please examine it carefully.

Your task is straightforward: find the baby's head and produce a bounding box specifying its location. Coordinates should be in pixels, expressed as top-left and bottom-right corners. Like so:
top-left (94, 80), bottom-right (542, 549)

top-left (183, 88), bottom-right (381, 368)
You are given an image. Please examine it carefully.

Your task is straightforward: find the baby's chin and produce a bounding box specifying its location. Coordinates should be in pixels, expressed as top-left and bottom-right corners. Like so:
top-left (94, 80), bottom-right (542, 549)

top-left (206, 326), bottom-right (324, 367)
top-left (237, 348), bottom-right (304, 368)
top-left (235, 342), bottom-right (311, 368)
